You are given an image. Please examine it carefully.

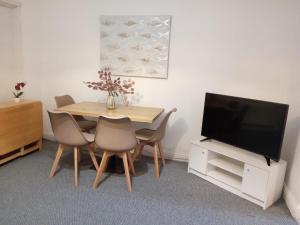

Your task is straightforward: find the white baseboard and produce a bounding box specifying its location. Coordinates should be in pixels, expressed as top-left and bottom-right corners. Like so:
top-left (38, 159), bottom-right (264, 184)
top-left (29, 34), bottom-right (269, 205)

top-left (142, 148), bottom-right (188, 162)
top-left (43, 132), bottom-right (56, 142)
top-left (283, 184), bottom-right (300, 224)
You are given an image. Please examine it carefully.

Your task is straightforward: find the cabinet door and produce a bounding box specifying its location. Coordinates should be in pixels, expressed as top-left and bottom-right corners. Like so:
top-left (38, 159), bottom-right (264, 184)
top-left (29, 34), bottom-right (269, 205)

top-left (189, 145), bottom-right (208, 174)
top-left (242, 164), bottom-right (269, 201)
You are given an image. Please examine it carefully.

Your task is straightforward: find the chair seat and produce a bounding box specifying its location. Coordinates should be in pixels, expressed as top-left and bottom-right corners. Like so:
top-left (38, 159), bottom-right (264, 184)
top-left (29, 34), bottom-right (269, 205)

top-left (135, 128), bottom-right (155, 141)
top-left (83, 132), bottom-right (95, 143)
top-left (77, 120), bottom-right (97, 131)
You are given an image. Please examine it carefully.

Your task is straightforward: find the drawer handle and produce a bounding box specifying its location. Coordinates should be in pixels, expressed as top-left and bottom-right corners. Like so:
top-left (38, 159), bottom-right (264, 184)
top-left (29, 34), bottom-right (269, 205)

top-left (247, 168), bottom-right (250, 172)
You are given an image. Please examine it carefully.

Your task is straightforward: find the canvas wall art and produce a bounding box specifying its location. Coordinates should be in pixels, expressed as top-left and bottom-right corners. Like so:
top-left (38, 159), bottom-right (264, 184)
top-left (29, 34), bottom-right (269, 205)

top-left (100, 15), bottom-right (171, 79)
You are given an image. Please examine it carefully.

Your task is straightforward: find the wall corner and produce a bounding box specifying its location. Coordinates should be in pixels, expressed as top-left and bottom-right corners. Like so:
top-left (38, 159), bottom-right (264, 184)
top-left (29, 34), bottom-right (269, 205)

top-left (283, 184), bottom-right (300, 224)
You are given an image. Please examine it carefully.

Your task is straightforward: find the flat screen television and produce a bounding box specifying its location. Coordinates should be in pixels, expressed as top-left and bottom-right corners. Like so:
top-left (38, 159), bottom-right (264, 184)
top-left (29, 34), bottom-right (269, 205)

top-left (201, 93), bottom-right (289, 163)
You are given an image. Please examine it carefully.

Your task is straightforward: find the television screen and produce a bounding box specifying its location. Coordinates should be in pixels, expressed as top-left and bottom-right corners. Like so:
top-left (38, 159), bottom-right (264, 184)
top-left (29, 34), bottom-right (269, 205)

top-left (201, 93), bottom-right (289, 161)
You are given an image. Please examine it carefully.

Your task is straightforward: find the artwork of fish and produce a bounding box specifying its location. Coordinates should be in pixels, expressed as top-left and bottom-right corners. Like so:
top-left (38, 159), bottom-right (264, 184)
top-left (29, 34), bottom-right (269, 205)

top-left (162, 19), bottom-right (170, 26)
top-left (100, 31), bottom-right (109, 38)
top-left (124, 20), bottom-right (138, 26)
top-left (157, 56), bottom-right (168, 61)
top-left (153, 45), bottom-right (166, 51)
top-left (149, 20), bottom-right (162, 27)
top-left (124, 68), bottom-right (136, 73)
top-left (101, 20), bottom-right (114, 26)
top-left (131, 45), bottom-right (143, 51)
top-left (100, 54), bottom-right (108, 61)
top-left (106, 44), bottom-right (120, 50)
top-left (100, 15), bottom-right (171, 78)
top-left (140, 33), bottom-right (151, 39)
top-left (118, 32), bottom-right (130, 38)
top-left (140, 58), bottom-right (151, 63)
top-left (158, 32), bottom-right (169, 39)
top-left (147, 69), bottom-right (159, 74)
top-left (117, 57), bottom-right (128, 62)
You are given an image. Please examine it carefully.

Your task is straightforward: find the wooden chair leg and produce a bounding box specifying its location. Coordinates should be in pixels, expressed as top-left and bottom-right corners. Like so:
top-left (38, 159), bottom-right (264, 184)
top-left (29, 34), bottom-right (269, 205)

top-left (93, 151), bottom-right (110, 190)
top-left (139, 142), bottom-right (146, 159)
top-left (132, 142), bottom-right (144, 161)
top-left (158, 142), bottom-right (166, 166)
top-left (88, 145), bottom-right (99, 170)
top-left (77, 148), bottom-right (81, 163)
top-left (101, 152), bottom-right (110, 173)
top-left (127, 152), bottom-right (135, 175)
top-left (49, 144), bottom-right (64, 178)
top-left (153, 143), bottom-right (160, 179)
top-left (90, 142), bottom-right (97, 152)
top-left (122, 152), bottom-right (132, 192)
top-left (74, 147), bottom-right (79, 187)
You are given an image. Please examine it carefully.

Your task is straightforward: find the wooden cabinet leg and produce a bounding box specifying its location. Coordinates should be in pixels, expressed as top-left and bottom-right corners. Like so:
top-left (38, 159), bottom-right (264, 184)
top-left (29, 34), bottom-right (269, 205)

top-left (38, 139), bottom-right (43, 151)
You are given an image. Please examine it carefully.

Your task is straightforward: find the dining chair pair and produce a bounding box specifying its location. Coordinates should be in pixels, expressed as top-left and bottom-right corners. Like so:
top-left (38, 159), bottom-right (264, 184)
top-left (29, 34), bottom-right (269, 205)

top-left (48, 111), bottom-right (136, 192)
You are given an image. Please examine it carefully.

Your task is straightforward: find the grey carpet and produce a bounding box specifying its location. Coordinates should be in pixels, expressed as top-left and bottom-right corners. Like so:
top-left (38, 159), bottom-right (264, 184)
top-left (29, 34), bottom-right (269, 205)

top-left (0, 140), bottom-right (297, 225)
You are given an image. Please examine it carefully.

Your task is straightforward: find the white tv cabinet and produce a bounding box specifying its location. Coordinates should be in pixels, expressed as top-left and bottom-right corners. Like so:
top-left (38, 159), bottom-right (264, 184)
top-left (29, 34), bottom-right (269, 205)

top-left (188, 139), bottom-right (287, 209)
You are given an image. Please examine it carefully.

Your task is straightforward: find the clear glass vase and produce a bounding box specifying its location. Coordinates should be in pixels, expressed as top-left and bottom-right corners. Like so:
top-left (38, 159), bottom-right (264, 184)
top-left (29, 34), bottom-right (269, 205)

top-left (106, 94), bottom-right (116, 110)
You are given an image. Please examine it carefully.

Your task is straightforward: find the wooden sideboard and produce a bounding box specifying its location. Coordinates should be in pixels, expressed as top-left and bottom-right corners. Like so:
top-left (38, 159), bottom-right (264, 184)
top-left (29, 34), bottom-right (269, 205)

top-left (0, 100), bottom-right (43, 165)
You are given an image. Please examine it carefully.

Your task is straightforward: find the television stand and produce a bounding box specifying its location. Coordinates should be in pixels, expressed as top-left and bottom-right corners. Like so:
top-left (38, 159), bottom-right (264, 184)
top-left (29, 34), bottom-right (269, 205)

top-left (200, 137), bottom-right (211, 142)
top-left (188, 139), bottom-right (287, 209)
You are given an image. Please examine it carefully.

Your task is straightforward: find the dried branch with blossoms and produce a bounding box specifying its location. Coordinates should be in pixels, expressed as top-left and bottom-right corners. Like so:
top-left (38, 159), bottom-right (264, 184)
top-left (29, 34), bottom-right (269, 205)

top-left (84, 68), bottom-right (135, 105)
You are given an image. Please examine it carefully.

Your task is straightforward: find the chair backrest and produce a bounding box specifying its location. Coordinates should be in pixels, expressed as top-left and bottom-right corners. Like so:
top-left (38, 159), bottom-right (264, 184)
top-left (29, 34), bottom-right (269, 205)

top-left (48, 110), bottom-right (89, 146)
top-left (54, 95), bottom-right (84, 121)
top-left (55, 95), bottom-right (75, 107)
top-left (150, 108), bottom-right (177, 142)
top-left (95, 116), bottom-right (137, 152)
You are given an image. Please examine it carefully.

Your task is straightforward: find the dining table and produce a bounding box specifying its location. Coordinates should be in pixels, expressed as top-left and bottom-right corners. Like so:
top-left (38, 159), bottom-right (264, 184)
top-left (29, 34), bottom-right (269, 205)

top-left (55, 101), bottom-right (164, 173)
top-left (56, 101), bottom-right (164, 123)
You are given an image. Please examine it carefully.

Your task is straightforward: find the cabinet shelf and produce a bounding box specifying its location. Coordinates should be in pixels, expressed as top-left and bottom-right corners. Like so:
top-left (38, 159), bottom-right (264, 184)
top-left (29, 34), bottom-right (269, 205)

top-left (208, 157), bottom-right (244, 177)
top-left (207, 169), bottom-right (242, 190)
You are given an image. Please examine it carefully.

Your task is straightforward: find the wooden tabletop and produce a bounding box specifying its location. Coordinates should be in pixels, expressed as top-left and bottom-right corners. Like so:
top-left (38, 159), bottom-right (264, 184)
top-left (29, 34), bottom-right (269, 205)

top-left (56, 101), bottom-right (164, 123)
top-left (0, 99), bottom-right (40, 110)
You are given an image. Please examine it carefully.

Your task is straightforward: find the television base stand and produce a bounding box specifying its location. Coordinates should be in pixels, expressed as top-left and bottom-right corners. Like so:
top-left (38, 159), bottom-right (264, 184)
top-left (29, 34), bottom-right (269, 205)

top-left (265, 157), bottom-right (271, 166)
top-left (200, 137), bottom-right (211, 142)
top-left (188, 139), bottom-right (287, 209)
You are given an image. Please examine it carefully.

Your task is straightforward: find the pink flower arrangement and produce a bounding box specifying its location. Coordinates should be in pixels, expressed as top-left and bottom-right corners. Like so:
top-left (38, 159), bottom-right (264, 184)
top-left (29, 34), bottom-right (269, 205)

top-left (84, 68), bottom-right (135, 97)
top-left (13, 82), bottom-right (26, 98)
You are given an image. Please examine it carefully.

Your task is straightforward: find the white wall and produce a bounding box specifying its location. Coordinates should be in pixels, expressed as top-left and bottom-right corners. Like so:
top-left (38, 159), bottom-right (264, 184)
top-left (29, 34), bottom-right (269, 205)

top-left (0, 5), bottom-right (22, 101)
top-left (282, 18), bottom-right (300, 219)
top-left (18, 0), bottom-right (300, 219)
top-left (19, 0), bottom-right (41, 99)
top-left (23, 0), bottom-right (297, 152)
